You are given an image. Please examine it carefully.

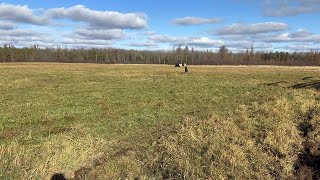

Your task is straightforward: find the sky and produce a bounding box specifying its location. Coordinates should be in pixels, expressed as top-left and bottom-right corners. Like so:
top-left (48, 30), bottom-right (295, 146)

top-left (0, 0), bottom-right (320, 52)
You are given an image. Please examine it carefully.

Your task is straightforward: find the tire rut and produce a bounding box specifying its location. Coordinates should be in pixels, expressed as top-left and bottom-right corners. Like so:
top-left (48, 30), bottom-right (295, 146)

top-left (71, 148), bottom-right (133, 180)
top-left (295, 109), bottom-right (320, 180)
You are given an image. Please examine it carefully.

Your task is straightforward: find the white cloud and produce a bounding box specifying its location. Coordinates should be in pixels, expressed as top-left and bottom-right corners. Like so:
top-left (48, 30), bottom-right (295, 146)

top-left (215, 28), bottom-right (320, 44)
top-left (0, 3), bottom-right (49, 25)
top-left (0, 28), bottom-right (116, 48)
top-left (14, 41), bottom-right (56, 48)
top-left (0, 3), bottom-right (148, 30)
top-left (223, 40), bottom-right (272, 50)
top-left (188, 37), bottom-right (223, 47)
top-left (208, 26), bottom-right (320, 51)
top-left (280, 43), bottom-right (320, 51)
top-left (0, 21), bottom-right (14, 30)
top-left (264, 0), bottom-right (320, 16)
top-left (61, 38), bottom-right (112, 46)
top-left (128, 42), bottom-right (157, 47)
top-left (74, 28), bottom-right (125, 40)
top-left (143, 31), bottom-right (156, 35)
top-left (289, 29), bottom-right (313, 37)
top-left (252, 43), bottom-right (274, 49)
top-left (0, 28), bottom-right (55, 48)
top-left (59, 28), bottom-right (126, 48)
top-left (46, 5), bottom-right (147, 29)
top-left (214, 22), bottom-right (288, 35)
top-left (0, 3), bottom-right (149, 48)
top-left (262, 30), bottom-right (320, 43)
top-left (173, 16), bottom-right (221, 25)
top-left (149, 35), bottom-right (223, 47)
top-left (265, 5), bottom-right (315, 16)
top-left (214, 27), bottom-right (320, 49)
top-left (216, 34), bottom-right (252, 41)
top-left (0, 29), bottom-right (47, 40)
top-left (148, 35), bottom-right (179, 43)
top-left (225, 41), bottom-right (253, 48)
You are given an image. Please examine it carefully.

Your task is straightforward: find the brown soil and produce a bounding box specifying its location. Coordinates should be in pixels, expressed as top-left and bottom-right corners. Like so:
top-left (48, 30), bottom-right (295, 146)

top-left (295, 109), bottom-right (320, 180)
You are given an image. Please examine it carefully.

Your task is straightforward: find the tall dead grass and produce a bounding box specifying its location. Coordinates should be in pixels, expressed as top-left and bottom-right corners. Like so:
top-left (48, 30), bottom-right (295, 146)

top-left (147, 95), bottom-right (315, 179)
top-left (0, 126), bottom-right (109, 179)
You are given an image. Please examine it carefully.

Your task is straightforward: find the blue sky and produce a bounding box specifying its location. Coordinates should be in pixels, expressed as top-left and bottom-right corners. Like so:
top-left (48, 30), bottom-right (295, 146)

top-left (0, 0), bottom-right (320, 51)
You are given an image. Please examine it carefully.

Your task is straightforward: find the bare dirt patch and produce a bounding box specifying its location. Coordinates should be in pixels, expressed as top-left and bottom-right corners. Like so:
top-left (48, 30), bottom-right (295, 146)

top-left (295, 109), bottom-right (320, 179)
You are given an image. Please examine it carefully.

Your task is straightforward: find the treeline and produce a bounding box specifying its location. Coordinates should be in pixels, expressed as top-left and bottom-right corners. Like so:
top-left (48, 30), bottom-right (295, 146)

top-left (0, 44), bottom-right (320, 66)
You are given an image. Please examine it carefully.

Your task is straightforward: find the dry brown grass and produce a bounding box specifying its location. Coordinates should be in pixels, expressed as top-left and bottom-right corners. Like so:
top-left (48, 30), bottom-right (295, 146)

top-left (147, 95), bottom-right (316, 179)
top-left (0, 125), bottom-right (109, 179)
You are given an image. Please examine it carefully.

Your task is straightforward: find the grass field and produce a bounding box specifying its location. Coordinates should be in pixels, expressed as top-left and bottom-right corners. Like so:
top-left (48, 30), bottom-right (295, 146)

top-left (1, 63), bottom-right (320, 179)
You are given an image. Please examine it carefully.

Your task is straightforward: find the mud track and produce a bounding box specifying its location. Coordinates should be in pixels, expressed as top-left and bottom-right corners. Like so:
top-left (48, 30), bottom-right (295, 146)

top-left (71, 148), bottom-right (133, 180)
top-left (295, 109), bottom-right (320, 180)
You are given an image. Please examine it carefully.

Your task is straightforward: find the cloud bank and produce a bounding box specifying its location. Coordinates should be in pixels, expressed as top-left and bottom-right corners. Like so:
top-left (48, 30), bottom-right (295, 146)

top-left (46, 5), bottom-right (147, 29)
top-left (173, 16), bottom-right (221, 25)
top-left (214, 22), bottom-right (288, 35)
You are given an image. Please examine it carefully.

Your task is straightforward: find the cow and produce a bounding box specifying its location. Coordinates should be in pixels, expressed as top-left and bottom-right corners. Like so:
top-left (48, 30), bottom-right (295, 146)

top-left (175, 63), bottom-right (182, 67)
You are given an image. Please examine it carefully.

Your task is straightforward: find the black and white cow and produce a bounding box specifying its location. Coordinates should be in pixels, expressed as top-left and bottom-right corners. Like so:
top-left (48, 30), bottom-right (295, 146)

top-left (175, 63), bottom-right (182, 67)
top-left (175, 63), bottom-right (186, 67)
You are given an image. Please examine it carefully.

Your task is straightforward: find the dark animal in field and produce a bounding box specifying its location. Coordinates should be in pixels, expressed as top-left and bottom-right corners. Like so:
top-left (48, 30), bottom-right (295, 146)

top-left (175, 63), bottom-right (187, 67)
top-left (185, 66), bottom-right (188, 73)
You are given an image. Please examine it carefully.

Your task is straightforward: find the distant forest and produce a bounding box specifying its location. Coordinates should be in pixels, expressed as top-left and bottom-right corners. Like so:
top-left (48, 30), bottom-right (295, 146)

top-left (1, 44), bottom-right (320, 66)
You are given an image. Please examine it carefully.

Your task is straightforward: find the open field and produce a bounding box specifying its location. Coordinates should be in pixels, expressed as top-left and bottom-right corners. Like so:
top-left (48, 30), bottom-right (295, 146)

top-left (1, 63), bottom-right (320, 179)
